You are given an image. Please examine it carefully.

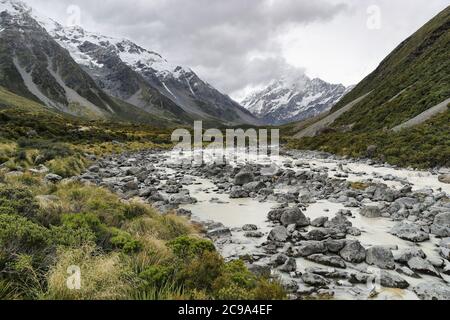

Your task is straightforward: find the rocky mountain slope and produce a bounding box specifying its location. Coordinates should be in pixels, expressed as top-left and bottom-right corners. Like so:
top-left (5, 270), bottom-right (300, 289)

top-left (0, 0), bottom-right (258, 125)
top-left (242, 73), bottom-right (349, 125)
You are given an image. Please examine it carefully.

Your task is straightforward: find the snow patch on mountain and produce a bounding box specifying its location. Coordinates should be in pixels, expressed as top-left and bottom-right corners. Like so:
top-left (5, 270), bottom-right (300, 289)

top-left (242, 73), bottom-right (350, 125)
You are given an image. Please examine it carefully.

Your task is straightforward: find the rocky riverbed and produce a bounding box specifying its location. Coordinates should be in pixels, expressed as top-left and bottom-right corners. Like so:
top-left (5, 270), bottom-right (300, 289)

top-left (71, 149), bottom-right (450, 300)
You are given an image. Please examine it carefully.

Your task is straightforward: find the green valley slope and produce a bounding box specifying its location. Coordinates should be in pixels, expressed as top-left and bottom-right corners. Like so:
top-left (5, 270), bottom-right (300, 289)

top-left (286, 6), bottom-right (450, 168)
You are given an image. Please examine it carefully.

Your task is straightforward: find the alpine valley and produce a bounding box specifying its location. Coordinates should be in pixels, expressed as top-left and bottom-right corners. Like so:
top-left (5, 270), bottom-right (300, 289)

top-left (0, 0), bottom-right (259, 126)
top-left (0, 0), bottom-right (449, 303)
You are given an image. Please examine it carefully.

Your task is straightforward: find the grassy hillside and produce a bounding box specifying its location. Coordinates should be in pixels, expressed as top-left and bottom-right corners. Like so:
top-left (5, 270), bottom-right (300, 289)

top-left (286, 6), bottom-right (450, 168)
top-left (331, 6), bottom-right (449, 131)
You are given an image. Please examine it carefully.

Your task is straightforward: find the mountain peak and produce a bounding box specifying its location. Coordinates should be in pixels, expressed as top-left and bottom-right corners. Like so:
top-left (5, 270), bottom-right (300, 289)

top-left (242, 73), bottom-right (348, 125)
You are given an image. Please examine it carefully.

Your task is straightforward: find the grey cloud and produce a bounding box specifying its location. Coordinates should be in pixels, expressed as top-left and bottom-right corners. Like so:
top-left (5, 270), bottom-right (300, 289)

top-left (26, 0), bottom-right (348, 97)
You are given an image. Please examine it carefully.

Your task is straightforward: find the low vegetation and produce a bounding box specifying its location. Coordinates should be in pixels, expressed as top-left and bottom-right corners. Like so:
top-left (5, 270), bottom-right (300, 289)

top-left (286, 109), bottom-right (450, 169)
top-left (0, 87), bottom-right (285, 300)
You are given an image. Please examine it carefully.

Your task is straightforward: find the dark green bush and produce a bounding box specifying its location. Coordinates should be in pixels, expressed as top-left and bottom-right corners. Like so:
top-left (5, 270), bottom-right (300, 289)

top-left (168, 236), bottom-right (216, 260)
top-left (0, 187), bottom-right (40, 220)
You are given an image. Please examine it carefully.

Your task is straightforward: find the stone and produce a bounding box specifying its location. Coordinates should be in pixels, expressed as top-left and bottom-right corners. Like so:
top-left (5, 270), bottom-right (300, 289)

top-left (379, 271), bottom-right (409, 289)
top-left (438, 174), bottom-right (450, 184)
top-left (390, 221), bottom-right (430, 242)
top-left (229, 187), bottom-right (249, 199)
top-left (234, 171), bottom-right (254, 186)
top-left (430, 212), bottom-right (450, 237)
top-left (394, 248), bottom-right (427, 264)
top-left (44, 173), bottom-right (63, 183)
top-left (124, 180), bottom-right (139, 190)
top-left (268, 226), bottom-right (289, 242)
top-left (169, 194), bottom-right (197, 205)
top-left (307, 254), bottom-right (347, 269)
top-left (270, 253), bottom-right (288, 266)
top-left (396, 266), bottom-right (420, 278)
top-left (360, 206), bottom-right (382, 218)
top-left (301, 273), bottom-right (328, 287)
top-left (243, 181), bottom-right (266, 192)
top-left (176, 208), bottom-right (192, 218)
top-left (340, 241), bottom-right (366, 263)
top-left (244, 231), bottom-right (264, 238)
top-left (292, 241), bottom-right (327, 257)
top-left (324, 239), bottom-right (346, 253)
top-left (407, 257), bottom-right (440, 277)
top-left (304, 228), bottom-right (332, 241)
top-left (413, 282), bottom-right (450, 300)
top-left (207, 227), bottom-right (232, 239)
top-left (347, 227), bottom-right (362, 236)
top-left (311, 216), bottom-right (329, 227)
top-left (279, 258), bottom-right (297, 272)
top-left (280, 207), bottom-right (310, 227)
top-left (366, 246), bottom-right (395, 269)
top-left (242, 224), bottom-right (258, 231)
top-left (88, 165), bottom-right (100, 173)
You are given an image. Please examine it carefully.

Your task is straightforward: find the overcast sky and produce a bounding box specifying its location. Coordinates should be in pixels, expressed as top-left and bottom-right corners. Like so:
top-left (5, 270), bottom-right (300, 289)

top-left (25, 0), bottom-right (449, 101)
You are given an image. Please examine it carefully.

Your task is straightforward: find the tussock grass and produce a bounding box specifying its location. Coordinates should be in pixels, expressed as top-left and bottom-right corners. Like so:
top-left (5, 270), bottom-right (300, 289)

top-left (45, 245), bottom-right (130, 300)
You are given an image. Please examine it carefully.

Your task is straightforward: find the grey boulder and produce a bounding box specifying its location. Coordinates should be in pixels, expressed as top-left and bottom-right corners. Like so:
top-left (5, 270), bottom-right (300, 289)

top-left (366, 246), bottom-right (395, 269)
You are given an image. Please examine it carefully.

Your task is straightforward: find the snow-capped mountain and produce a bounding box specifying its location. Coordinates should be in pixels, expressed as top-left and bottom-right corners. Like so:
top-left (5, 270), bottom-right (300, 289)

top-left (0, 0), bottom-right (258, 125)
top-left (35, 8), bottom-right (257, 125)
top-left (242, 73), bottom-right (350, 125)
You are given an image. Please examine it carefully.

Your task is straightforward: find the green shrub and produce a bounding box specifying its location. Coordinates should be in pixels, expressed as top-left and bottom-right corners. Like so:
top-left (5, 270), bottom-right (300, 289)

top-left (168, 236), bottom-right (216, 260)
top-left (50, 225), bottom-right (96, 247)
top-left (0, 187), bottom-right (40, 220)
top-left (139, 265), bottom-right (175, 288)
top-left (109, 228), bottom-right (141, 253)
top-left (176, 251), bottom-right (223, 292)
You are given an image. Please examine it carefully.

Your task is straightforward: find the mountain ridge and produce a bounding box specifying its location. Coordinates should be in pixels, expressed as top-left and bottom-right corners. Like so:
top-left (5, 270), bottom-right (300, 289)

top-left (242, 73), bottom-right (349, 125)
top-left (0, 0), bottom-right (259, 126)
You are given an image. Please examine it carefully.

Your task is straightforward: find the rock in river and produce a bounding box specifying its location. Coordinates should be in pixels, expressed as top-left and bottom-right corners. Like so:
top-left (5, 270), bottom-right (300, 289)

top-left (234, 171), bottom-right (254, 186)
top-left (366, 246), bottom-right (395, 270)
top-left (340, 241), bottom-right (366, 263)
top-left (360, 206), bottom-right (382, 218)
top-left (413, 282), bottom-right (450, 300)
top-left (438, 174), bottom-right (450, 184)
top-left (307, 254), bottom-right (347, 269)
top-left (292, 241), bottom-right (327, 257)
top-left (279, 258), bottom-right (297, 272)
top-left (268, 226), bottom-right (289, 242)
top-left (280, 207), bottom-right (310, 227)
top-left (390, 221), bottom-right (430, 243)
top-left (407, 257), bottom-right (440, 277)
top-left (301, 273), bottom-right (328, 287)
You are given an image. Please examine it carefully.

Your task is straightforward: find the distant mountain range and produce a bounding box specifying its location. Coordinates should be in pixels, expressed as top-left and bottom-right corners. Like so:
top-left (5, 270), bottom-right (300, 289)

top-left (0, 0), bottom-right (259, 126)
top-left (242, 73), bottom-right (352, 125)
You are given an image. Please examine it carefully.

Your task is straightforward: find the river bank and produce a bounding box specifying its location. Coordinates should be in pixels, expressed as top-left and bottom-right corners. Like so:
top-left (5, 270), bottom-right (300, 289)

top-left (75, 149), bottom-right (450, 300)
